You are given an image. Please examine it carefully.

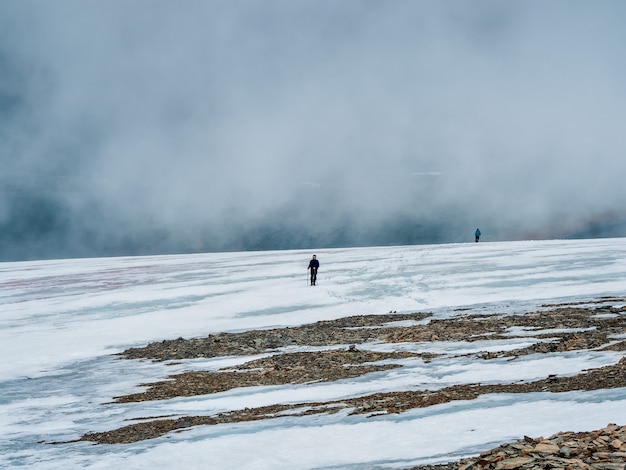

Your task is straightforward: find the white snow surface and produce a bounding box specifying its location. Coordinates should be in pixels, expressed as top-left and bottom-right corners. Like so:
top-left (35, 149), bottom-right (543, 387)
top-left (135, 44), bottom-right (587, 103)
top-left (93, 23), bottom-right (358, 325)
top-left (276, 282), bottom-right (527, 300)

top-left (1, 238), bottom-right (626, 469)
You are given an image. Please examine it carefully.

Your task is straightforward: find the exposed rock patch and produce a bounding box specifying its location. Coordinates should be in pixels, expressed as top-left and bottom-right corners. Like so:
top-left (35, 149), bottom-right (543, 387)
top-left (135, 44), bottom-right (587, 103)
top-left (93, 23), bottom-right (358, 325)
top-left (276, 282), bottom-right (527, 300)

top-left (120, 312), bottom-right (434, 361)
top-left (69, 297), bottom-right (626, 470)
top-left (121, 304), bottom-right (626, 363)
top-left (78, 357), bottom-right (626, 445)
top-left (443, 423), bottom-right (626, 470)
top-left (113, 348), bottom-right (431, 402)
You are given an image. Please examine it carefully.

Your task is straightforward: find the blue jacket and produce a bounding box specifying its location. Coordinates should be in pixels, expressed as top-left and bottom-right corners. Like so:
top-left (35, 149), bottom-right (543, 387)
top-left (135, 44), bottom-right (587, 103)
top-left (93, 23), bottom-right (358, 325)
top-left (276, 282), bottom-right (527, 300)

top-left (475, 229), bottom-right (481, 237)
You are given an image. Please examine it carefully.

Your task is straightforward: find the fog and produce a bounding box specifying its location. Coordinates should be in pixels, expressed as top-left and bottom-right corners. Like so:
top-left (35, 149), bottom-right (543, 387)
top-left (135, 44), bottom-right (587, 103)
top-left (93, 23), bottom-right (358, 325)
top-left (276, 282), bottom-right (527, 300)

top-left (1, 1), bottom-right (626, 260)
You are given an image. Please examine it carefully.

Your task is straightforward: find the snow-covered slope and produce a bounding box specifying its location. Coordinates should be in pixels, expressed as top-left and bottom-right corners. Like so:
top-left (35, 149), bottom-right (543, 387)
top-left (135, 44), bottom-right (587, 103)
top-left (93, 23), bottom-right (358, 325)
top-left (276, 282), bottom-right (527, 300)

top-left (1, 238), bottom-right (625, 469)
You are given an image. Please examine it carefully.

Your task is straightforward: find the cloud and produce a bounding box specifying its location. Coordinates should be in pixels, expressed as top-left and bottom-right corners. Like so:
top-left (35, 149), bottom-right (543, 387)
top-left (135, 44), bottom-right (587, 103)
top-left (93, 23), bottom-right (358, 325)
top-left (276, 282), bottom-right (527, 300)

top-left (1, 1), bottom-right (626, 259)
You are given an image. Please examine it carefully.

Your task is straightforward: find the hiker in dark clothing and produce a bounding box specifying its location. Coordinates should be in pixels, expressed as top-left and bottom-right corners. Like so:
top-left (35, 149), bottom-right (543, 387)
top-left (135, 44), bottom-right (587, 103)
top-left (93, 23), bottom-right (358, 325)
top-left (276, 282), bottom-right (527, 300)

top-left (308, 255), bottom-right (319, 286)
top-left (475, 228), bottom-right (481, 242)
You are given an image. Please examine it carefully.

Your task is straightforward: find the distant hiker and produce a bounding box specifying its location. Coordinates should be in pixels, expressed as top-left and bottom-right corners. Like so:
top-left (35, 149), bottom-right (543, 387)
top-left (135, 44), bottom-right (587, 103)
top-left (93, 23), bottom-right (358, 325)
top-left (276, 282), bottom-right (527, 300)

top-left (475, 228), bottom-right (481, 242)
top-left (308, 255), bottom-right (319, 286)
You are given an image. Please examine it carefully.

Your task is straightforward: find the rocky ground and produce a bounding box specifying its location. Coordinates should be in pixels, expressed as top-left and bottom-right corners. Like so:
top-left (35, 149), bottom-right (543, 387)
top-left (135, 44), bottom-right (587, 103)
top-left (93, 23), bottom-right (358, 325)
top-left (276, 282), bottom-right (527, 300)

top-left (410, 423), bottom-right (626, 470)
top-left (70, 297), bottom-right (626, 468)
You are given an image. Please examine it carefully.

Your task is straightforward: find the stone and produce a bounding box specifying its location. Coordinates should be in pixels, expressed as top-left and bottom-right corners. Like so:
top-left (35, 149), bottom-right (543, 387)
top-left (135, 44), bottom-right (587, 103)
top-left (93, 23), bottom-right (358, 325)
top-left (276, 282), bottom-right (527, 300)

top-left (559, 445), bottom-right (572, 457)
top-left (534, 442), bottom-right (560, 454)
top-left (494, 456), bottom-right (536, 469)
top-left (591, 464), bottom-right (626, 470)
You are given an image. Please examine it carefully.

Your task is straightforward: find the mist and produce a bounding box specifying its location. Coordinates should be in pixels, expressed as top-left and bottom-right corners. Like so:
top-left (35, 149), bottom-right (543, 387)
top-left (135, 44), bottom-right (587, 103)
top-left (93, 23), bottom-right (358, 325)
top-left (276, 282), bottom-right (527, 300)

top-left (1, 1), bottom-right (626, 260)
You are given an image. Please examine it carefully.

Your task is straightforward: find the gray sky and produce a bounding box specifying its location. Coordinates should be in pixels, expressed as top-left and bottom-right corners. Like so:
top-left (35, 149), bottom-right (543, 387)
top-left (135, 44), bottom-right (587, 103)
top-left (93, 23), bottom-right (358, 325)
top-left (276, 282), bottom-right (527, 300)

top-left (1, 1), bottom-right (626, 256)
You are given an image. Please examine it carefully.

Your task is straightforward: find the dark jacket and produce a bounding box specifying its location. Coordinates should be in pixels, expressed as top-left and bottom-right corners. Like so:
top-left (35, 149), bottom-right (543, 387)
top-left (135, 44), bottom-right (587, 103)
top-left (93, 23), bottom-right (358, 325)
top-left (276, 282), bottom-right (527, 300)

top-left (308, 259), bottom-right (319, 270)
